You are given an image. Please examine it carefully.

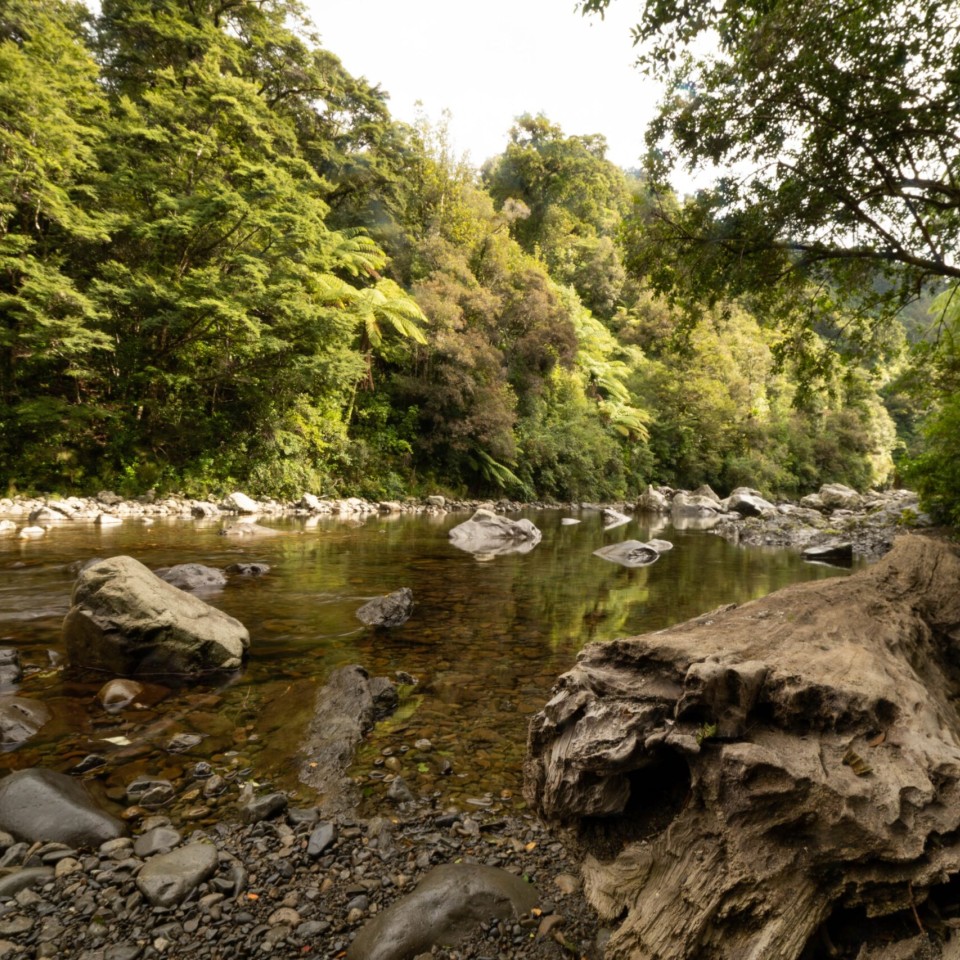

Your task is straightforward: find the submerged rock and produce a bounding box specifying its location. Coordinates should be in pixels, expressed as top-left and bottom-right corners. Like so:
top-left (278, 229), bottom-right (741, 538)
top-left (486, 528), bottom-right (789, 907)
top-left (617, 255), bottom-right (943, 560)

top-left (299, 665), bottom-right (403, 815)
top-left (592, 540), bottom-right (662, 568)
top-left (155, 563), bottom-right (227, 592)
top-left (802, 541), bottom-right (854, 566)
top-left (601, 507), bottom-right (631, 530)
top-left (62, 555), bottom-right (249, 676)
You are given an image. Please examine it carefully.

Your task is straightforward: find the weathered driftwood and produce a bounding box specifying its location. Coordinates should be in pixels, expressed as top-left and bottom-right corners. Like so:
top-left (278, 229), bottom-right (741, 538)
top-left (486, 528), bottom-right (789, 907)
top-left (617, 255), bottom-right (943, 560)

top-left (524, 536), bottom-right (960, 959)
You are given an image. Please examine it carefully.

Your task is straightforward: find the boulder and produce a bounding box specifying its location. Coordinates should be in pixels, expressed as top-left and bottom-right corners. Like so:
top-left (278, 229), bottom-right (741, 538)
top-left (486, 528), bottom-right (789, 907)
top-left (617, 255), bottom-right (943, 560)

top-left (190, 501), bottom-right (220, 518)
top-left (727, 491), bottom-right (777, 518)
top-left (637, 486), bottom-right (670, 513)
top-left (448, 509), bottom-right (542, 557)
top-left (299, 493), bottom-right (324, 512)
top-left (17, 526), bottom-right (45, 539)
top-left (0, 697), bottom-right (49, 743)
top-left (593, 541), bottom-right (661, 568)
top-left (346, 863), bottom-right (540, 960)
top-left (95, 513), bottom-right (122, 526)
top-left (154, 563), bottom-right (227, 592)
top-left (671, 492), bottom-right (720, 517)
top-left (819, 483), bottom-right (864, 510)
top-left (223, 491), bottom-right (260, 514)
top-left (62, 555), bottom-right (249, 676)
top-left (299, 665), bottom-right (402, 815)
top-left (601, 507), bottom-right (631, 530)
top-left (692, 484), bottom-right (721, 503)
top-left (0, 769), bottom-right (125, 847)
top-left (0, 520), bottom-right (15, 536)
top-left (356, 588), bottom-right (414, 627)
top-left (136, 842), bottom-right (218, 907)
top-left (525, 536), bottom-right (960, 960)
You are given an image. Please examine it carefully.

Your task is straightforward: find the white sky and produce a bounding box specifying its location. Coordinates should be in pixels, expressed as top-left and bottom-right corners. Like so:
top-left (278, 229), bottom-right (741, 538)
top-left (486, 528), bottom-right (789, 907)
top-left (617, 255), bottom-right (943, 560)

top-left (305, 0), bottom-right (660, 172)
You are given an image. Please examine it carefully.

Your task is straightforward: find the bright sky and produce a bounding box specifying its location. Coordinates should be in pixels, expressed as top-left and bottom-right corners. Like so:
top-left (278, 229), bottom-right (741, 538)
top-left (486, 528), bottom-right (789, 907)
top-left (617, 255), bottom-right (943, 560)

top-left (305, 0), bottom-right (660, 172)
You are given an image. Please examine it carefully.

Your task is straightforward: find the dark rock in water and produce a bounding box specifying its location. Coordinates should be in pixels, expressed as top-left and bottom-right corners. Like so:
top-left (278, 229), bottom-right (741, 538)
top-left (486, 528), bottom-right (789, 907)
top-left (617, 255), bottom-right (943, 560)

top-left (299, 665), bottom-right (403, 815)
top-left (356, 587), bottom-right (414, 627)
top-left (306, 822), bottom-right (336, 858)
top-left (225, 562), bottom-right (270, 577)
top-left (136, 841), bottom-right (218, 907)
top-left (126, 778), bottom-right (174, 806)
top-left (0, 696), bottom-right (50, 743)
top-left (346, 863), bottom-right (540, 960)
top-left (62, 555), bottom-right (249, 676)
top-left (0, 649), bottom-right (22, 687)
top-left (0, 768), bottom-right (125, 847)
top-left (369, 676), bottom-right (399, 720)
top-left (154, 563), bottom-right (227, 592)
top-left (802, 541), bottom-right (854, 566)
top-left (448, 509), bottom-right (542, 557)
top-left (70, 754), bottom-right (106, 774)
top-left (386, 776), bottom-right (415, 804)
top-left (592, 540), bottom-right (660, 568)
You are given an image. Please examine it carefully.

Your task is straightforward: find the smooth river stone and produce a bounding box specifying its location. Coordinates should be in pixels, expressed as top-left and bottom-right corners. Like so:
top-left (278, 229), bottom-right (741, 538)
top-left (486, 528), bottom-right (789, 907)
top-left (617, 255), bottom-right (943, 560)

top-left (136, 842), bottom-right (218, 906)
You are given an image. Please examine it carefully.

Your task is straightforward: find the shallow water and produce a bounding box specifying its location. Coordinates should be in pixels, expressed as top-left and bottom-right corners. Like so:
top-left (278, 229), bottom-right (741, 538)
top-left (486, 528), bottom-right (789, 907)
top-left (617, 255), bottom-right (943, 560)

top-left (0, 510), bottom-right (858, 818)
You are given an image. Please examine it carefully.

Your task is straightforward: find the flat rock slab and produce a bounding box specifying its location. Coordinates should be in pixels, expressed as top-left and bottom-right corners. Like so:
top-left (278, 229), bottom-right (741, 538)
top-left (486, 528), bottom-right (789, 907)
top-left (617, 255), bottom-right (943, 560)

top-left (62, 555), bottom-right (249, 676)
top-left (0, 768), bottom-right (125, 848)
top-left (593, 540), bottom-right (661, 568)
top-left (136, 841), bottom-right (218, 907)
top-left (802, 541), bottom-right (854, 566)
top-left (346, 863), bottom-right (540, 960)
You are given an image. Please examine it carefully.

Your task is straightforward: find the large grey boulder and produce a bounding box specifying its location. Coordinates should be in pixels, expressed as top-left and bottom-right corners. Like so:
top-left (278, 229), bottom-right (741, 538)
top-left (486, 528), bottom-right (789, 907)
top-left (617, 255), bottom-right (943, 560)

top-left (356, 588), bottom-right (414, 627)
top-left (601, 507), bottom-right (631, 530)
top-left (136, 842), bottom-right (218, 907)
top-left (637, 486), bottom-right (670, 513)
top-left (223, 491), bottom-right (260, 514)
top-left (448, 509), bottom-right (541, 557)
top-left (818, 482), bottom-right (864, 510)
top-left (671, 492), bottom-right (721, 517)
top-left (346, 863), bottom-right (539, 960)
top-left (0, 697), bottom-right (50, 743)
top-left (0, 769), bottom-right (125, 847)
top-left (727, 491), bottom-right (777, 518)
top-left (62, 555), bottom-right (249, 676)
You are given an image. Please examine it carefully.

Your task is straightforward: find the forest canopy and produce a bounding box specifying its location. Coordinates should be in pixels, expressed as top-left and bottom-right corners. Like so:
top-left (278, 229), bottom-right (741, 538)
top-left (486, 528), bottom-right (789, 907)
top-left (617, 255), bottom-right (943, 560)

top-left (0, 0), bottom-right (948, 513)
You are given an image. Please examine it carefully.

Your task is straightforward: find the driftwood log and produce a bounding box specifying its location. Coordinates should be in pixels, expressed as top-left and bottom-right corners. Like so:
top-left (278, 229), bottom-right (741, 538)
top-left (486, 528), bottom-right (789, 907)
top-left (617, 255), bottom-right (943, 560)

top-left (524, 536), bottom-right (960, 959)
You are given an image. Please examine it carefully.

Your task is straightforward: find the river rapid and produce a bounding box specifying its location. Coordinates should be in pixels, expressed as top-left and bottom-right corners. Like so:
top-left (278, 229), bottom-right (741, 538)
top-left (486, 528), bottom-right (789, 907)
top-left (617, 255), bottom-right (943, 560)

top-left (0, 509), bottom-right (856, 823)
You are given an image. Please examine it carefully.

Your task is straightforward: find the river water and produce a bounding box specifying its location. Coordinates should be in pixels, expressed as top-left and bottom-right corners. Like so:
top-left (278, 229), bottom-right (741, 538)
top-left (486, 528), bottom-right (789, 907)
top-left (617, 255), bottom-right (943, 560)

top-left (0, 510), bottom-right (857, 819)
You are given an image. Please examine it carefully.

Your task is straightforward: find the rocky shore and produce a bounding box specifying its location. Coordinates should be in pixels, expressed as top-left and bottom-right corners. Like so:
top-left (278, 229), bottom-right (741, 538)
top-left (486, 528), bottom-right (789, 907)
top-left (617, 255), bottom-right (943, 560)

top-left (0, 780), bottom-right (605, 960)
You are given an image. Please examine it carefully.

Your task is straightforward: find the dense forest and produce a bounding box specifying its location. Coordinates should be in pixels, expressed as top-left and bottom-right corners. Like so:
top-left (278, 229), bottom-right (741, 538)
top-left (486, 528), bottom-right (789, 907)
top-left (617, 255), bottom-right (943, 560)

top-left (1, 0), bottom-right (957, 519)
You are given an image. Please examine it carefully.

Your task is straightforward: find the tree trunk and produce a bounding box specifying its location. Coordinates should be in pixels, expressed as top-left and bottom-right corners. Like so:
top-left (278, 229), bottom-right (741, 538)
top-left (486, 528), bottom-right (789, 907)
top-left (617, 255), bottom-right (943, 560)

top-left (524, 535), bottom-right (960, 959)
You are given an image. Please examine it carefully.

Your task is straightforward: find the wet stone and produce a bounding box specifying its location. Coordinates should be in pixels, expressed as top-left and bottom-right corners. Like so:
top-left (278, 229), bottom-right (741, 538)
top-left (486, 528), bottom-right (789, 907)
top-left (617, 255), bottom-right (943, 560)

top-left (306, 822), bottom-right (336, 858)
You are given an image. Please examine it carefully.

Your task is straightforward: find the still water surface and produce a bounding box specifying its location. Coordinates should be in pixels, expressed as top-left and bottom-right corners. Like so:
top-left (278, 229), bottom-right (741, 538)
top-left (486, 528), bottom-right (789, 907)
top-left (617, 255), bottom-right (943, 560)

top-left (0, 510), bottom-right (857, 817)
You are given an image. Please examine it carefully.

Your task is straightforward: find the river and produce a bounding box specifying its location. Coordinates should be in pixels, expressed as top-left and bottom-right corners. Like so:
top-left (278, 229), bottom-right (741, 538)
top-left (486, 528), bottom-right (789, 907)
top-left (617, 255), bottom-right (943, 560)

top-left (0, 509), bottom-right (857, 820)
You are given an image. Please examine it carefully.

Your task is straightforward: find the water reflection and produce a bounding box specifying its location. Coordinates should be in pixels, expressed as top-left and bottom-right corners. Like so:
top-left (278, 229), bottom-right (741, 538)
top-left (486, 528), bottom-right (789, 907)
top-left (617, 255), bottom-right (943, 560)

top-left (0, 510), bottom-right (858, 815)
